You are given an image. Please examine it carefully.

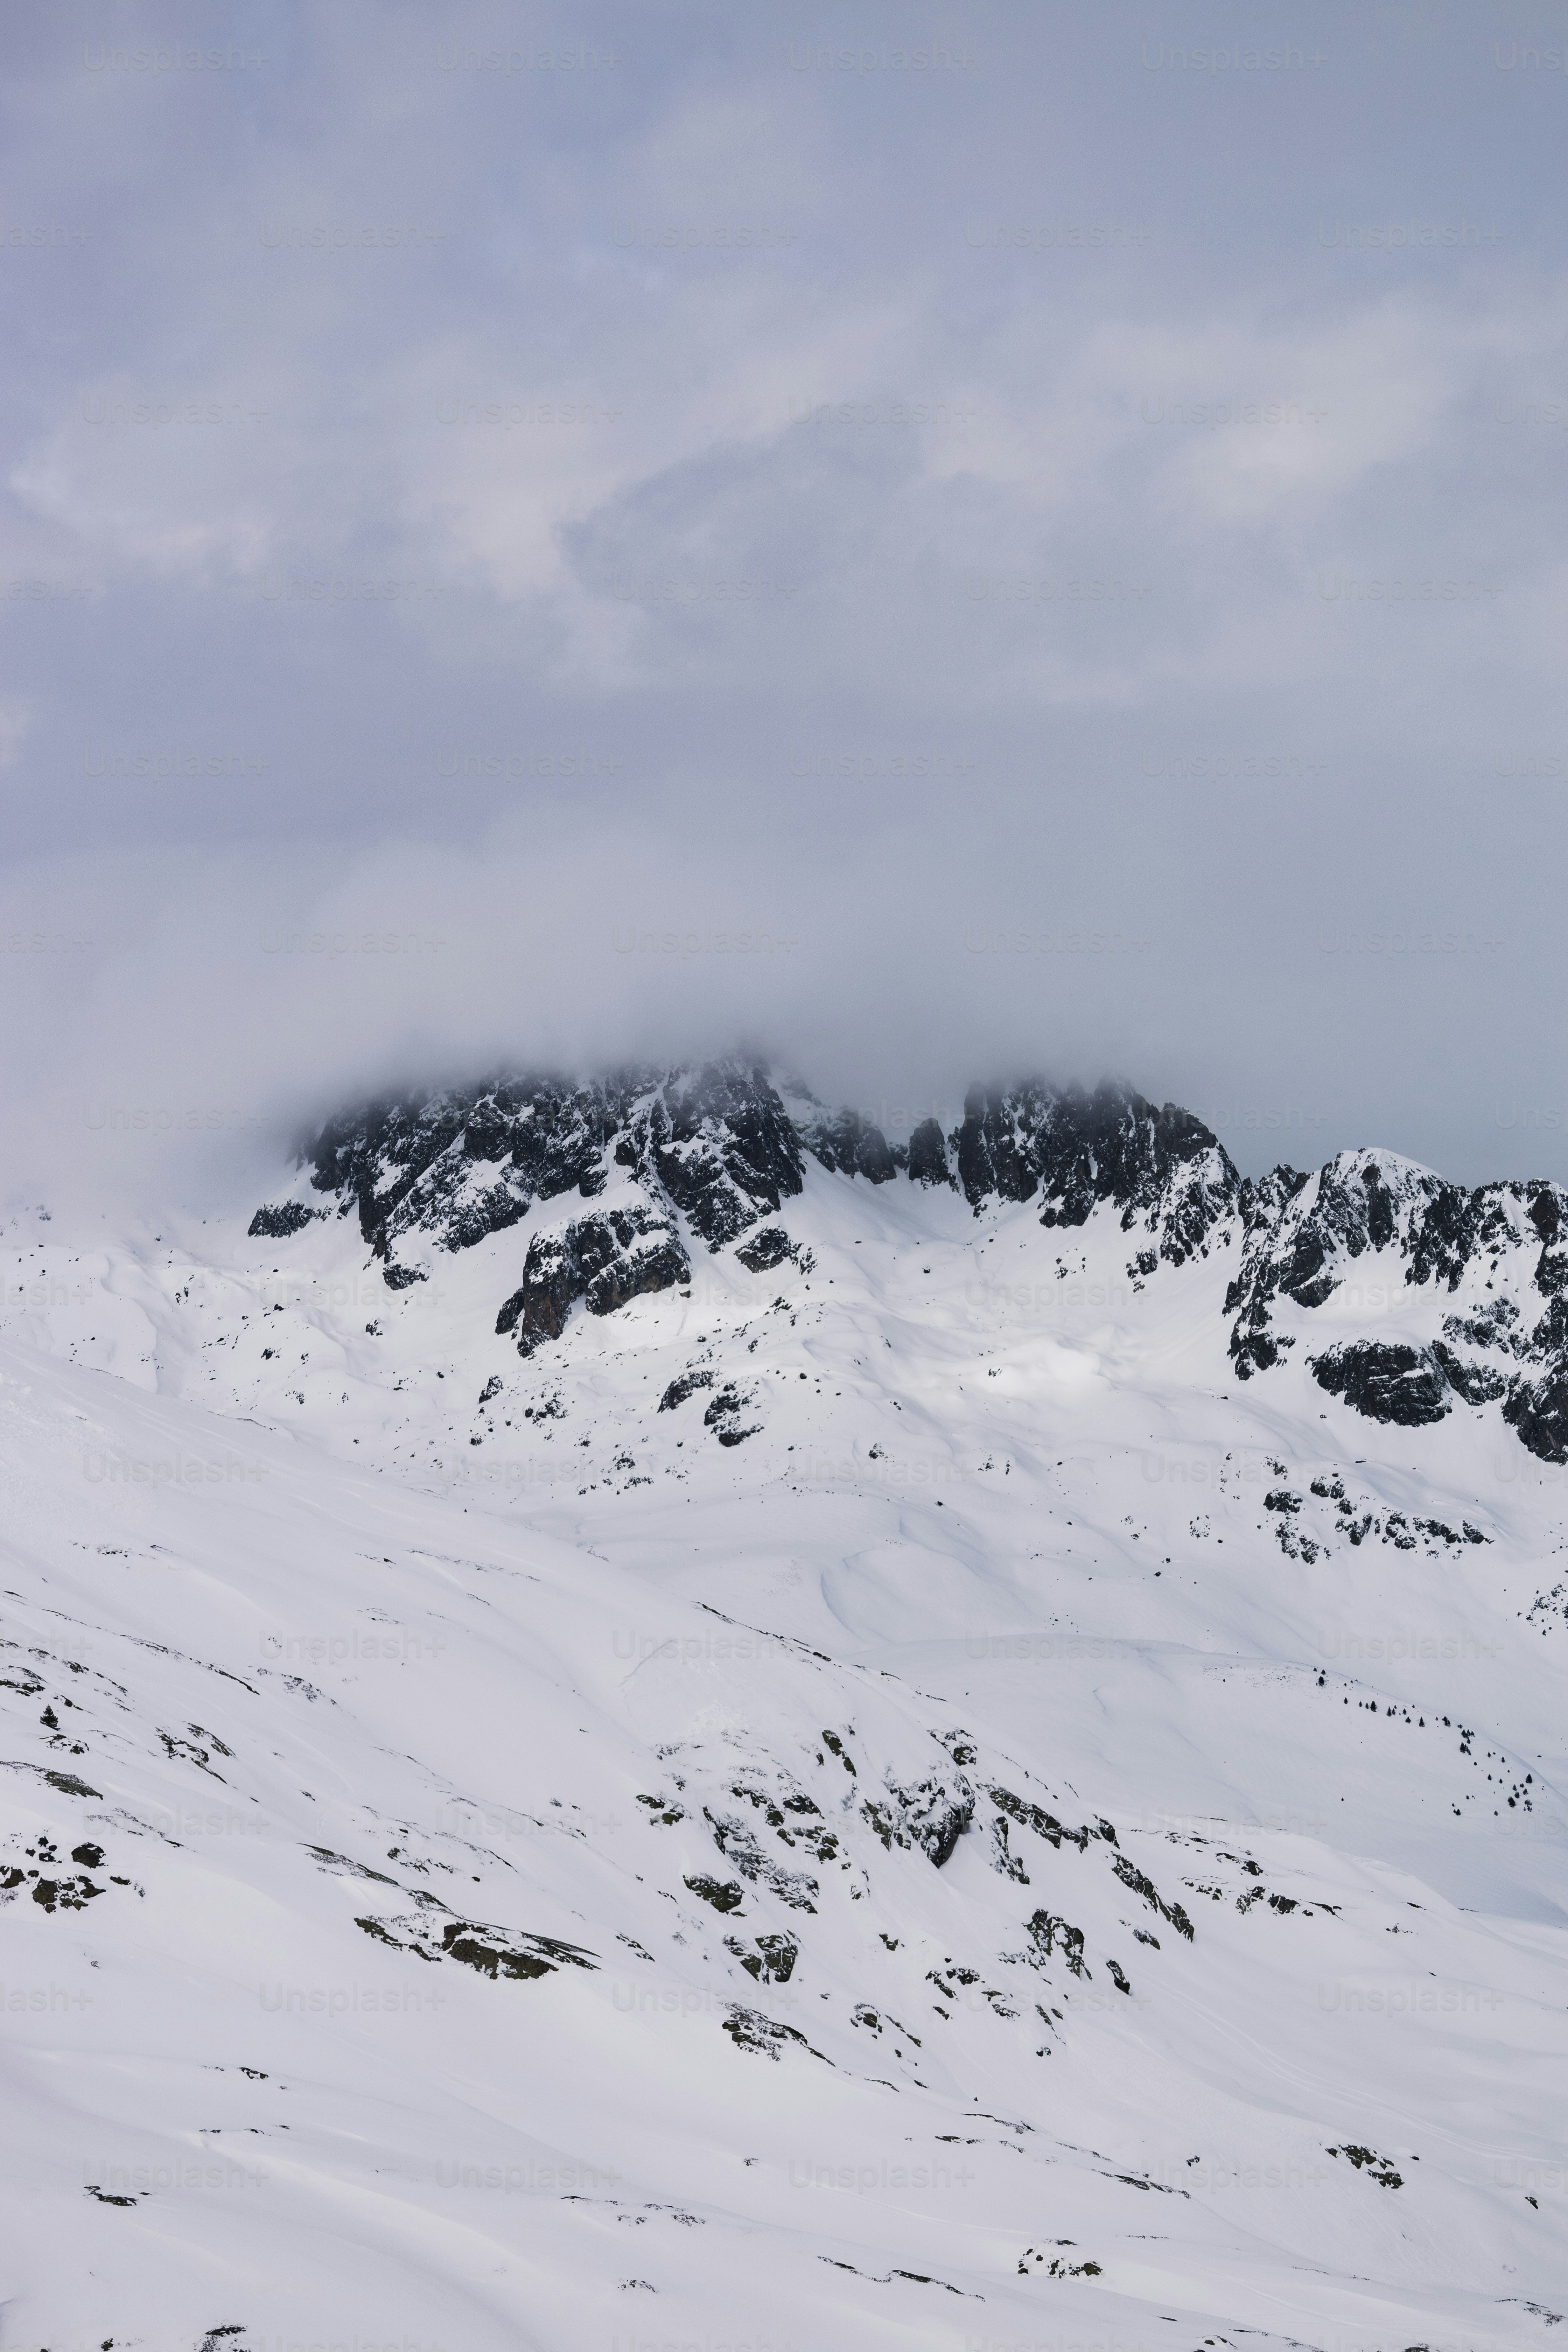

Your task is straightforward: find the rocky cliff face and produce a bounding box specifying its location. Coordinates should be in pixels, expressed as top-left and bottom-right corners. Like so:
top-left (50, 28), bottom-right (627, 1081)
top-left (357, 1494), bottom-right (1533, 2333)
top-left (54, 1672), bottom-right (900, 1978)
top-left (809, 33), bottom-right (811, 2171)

top-left (248, 1058), bottom-right (1568, 1458)
top-left (950, 1078), bottom-right (1240, 1272)
top-left (1223, 1149), bottom-right (1568, 1453)
top-left (254, 1059), bottom-right (808, 1359)
top-left (495, 1201), bottom-right (692, 1357)
top-left (271, 1065), bottom-right (1238, 1272)
top-left (272, 1060), bottom-right (802, 1255)
top-left (1227, 1151), bottom-right (1468, 1377)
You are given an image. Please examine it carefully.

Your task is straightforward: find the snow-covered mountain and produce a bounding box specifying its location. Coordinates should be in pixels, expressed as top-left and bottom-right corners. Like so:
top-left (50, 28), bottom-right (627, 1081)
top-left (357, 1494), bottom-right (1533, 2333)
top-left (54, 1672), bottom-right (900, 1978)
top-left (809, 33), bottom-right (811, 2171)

top-left (3, 1058), bottom-right (1567, 2352)
top-left (251, 1059), bottom-right (1568, 1462)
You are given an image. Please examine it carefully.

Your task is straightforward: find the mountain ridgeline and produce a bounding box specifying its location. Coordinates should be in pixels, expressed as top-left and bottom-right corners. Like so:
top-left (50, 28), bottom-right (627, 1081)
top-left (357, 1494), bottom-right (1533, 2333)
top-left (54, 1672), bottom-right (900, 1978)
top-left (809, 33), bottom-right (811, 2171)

top-left (248, 1060), bottom-right (1568, 1461)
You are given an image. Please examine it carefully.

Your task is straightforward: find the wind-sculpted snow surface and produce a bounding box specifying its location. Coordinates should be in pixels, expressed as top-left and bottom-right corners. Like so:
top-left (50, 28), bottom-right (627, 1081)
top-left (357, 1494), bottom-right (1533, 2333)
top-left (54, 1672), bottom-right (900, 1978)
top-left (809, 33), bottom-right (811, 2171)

top-left (5, 1060), bottom-right (1568, 2348)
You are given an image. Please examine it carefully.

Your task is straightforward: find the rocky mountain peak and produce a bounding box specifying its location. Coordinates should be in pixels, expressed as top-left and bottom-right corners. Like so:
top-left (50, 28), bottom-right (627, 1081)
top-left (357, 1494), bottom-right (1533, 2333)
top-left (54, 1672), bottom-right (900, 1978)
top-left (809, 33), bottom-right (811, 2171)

top-left (245, 1057), bottom-right (1568, 1460)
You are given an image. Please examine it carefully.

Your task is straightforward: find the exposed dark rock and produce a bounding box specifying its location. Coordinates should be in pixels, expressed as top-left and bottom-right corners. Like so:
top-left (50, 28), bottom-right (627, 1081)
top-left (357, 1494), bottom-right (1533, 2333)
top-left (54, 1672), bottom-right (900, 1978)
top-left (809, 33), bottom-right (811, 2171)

top-left (659, 1369), bottom-right (715, 1412)
top-left (1531, 1189), bottom-right (1562, 1245)
top-left (1443, 1298), bottom-right (1520, 1350)
top-left (989, 1816), bottom-right (1029, 1882)
top-left (247, 1202), bottom-right (317, 1239)
top-left (294, 1058), bottom-right (801, 1266)
top-left (1536, 1248), bottom-right (1568, 1297)
top-left (1027, 1910), bottom-right (1088, 1976)
top-left (304, 1844), bottom-right (398, 1885)
top-left (505, 1205), bottom-right (690, 1356)
top-left (31, 1874), bottom-right (103, 1912)
top-left (1224, 1166), bottom-right (1314, 1373)
top-left (735, 1225), bottom-right (795, 1273)
top-left (1111, 1853), bottom-right (1195, 1940)
top-left (302, 1076), bottom-right (609, 1260)
top-left (872, 1764), bottom-right (974, 1865)
top-left (438, 1920), bottom-right (597, 1979)
top-left (953, 1079), bottom-right (1237, 1273)
top-left (726, 1931), bottom-right (796, 1980)
top-left (1326, 2144), bottom-right (1403, 2189)
top-left (1311, 1342), bottom-right (1452, 1427)
top-left (578, 1207), bottom-right (690, 1316)
top-left (355, 1917), bottom-right (404, 1947)
top-left (703, 1384), bottom-right (762, 1446)
top-left (624, 1065), bottom-right (805, 1247)
top-left (989, 1786), bottom-right (1093, 1853)
top-left (1503, 1365), bottom-right (1568, 1464)
top-left (1431, 1343), bottom-right (1508, 1405)
top-left (906, 1117), bottom-right (955, 1189)
top-left (1225, 1155), bottom-right (1568, 1452)
top-left (261, 1052), bottom-right (1568, 1466)
top-left (722, 2004), bottom-right (825, 2060)
top-left (799, 1108), bottom-right (897, 1184)
top-left (704, 1810), bottom-right (818, 1909)
top-left (685, 1875), bottom-right (745, 1913)
top-left (1226, 1155), bottom-right (1437, 1373)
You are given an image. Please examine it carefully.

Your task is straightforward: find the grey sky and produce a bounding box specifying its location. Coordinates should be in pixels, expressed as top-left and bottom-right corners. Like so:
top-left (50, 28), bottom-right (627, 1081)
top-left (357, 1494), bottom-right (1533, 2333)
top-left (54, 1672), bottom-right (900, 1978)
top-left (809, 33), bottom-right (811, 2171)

top-left (3, 0), bottom-right (1564, 1213)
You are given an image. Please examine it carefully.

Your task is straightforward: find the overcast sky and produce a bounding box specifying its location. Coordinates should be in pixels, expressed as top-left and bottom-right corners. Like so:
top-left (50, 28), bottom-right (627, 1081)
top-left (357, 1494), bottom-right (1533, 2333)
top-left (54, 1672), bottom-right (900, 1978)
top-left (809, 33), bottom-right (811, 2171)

top-left (4, 0), bottom-right (1566, 1213)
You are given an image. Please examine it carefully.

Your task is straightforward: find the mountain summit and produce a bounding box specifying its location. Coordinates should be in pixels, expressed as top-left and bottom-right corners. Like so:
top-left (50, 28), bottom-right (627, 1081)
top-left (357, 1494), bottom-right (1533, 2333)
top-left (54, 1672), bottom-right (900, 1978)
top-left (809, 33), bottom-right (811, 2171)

top-left (3, 1060), bottom-right (1565, 2350)
top-left (250, 1058), bottom-right (1568, 1459)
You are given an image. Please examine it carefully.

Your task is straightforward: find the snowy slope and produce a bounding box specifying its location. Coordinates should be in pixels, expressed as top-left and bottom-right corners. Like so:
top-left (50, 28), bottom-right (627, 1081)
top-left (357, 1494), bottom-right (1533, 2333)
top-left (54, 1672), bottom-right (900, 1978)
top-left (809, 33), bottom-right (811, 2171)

top-left (2, 1065), bottom-right (1567, 2352)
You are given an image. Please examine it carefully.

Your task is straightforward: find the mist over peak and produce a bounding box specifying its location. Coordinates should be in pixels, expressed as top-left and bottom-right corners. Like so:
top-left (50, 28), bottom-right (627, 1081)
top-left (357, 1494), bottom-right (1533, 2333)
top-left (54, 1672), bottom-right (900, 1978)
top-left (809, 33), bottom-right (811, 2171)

top-left (4, 12), bottom-right (1566, 2338)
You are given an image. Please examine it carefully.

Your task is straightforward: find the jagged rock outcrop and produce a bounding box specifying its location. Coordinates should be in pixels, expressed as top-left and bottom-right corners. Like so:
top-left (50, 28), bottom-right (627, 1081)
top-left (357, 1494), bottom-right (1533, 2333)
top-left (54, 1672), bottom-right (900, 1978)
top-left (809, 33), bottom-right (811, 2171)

top-left (703, 1382), bottom-right (763, 1446)
top-left (735, 1225), bottom-right (795, 1273)
top-left (798, 1107), bottom-right (897, 1185)
top-left (294, 1059), bottom-right (802, 1266)
top-left (1225, 1153), bottom-right (1454, 1377)
top-left (496, 1203), bottom-right (690, 1357)
top-left (883, 1764), bottom-right (975, 1866)
top-left (266, 1066), bottom-right (1236, 1303)
top-left (1224, 1152), bottom-right (1568, 1459)
top-left (261, 1057), bottom-right (806, 1349)
top-left (301, 1076), bottom-right (608, 1264)
top-left (619, 1063), bottom-right (805, 1246)
top-left (952, 1079), bottom-right (1239, 1269)
top-left (1310, 1341), bottom-right (1453, 1427)
top-left (247, 1202), bottom-right (320, 1239)
top-left (244, 1054), bottom-right (1568, 1460)
top-left (906, 1116), bottom-right (956, 1189)
top-left (1504, 1352), bottom-right (1568, 1462)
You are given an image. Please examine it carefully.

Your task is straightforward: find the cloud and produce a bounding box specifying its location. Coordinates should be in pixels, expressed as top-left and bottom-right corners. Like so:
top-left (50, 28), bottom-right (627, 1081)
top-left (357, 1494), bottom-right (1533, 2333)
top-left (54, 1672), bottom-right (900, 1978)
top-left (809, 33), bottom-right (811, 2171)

top-left (0, 0), bottom-right (1562, 1208)
top-left (0, 696), bottom-right (31, 769)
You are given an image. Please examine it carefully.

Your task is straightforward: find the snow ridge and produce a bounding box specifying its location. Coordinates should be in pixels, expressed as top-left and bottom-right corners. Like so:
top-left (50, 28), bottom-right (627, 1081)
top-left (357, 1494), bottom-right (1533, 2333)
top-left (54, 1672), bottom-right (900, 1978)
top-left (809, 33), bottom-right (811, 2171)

top-left (254, 1059), bottom-right (1568, 1460)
